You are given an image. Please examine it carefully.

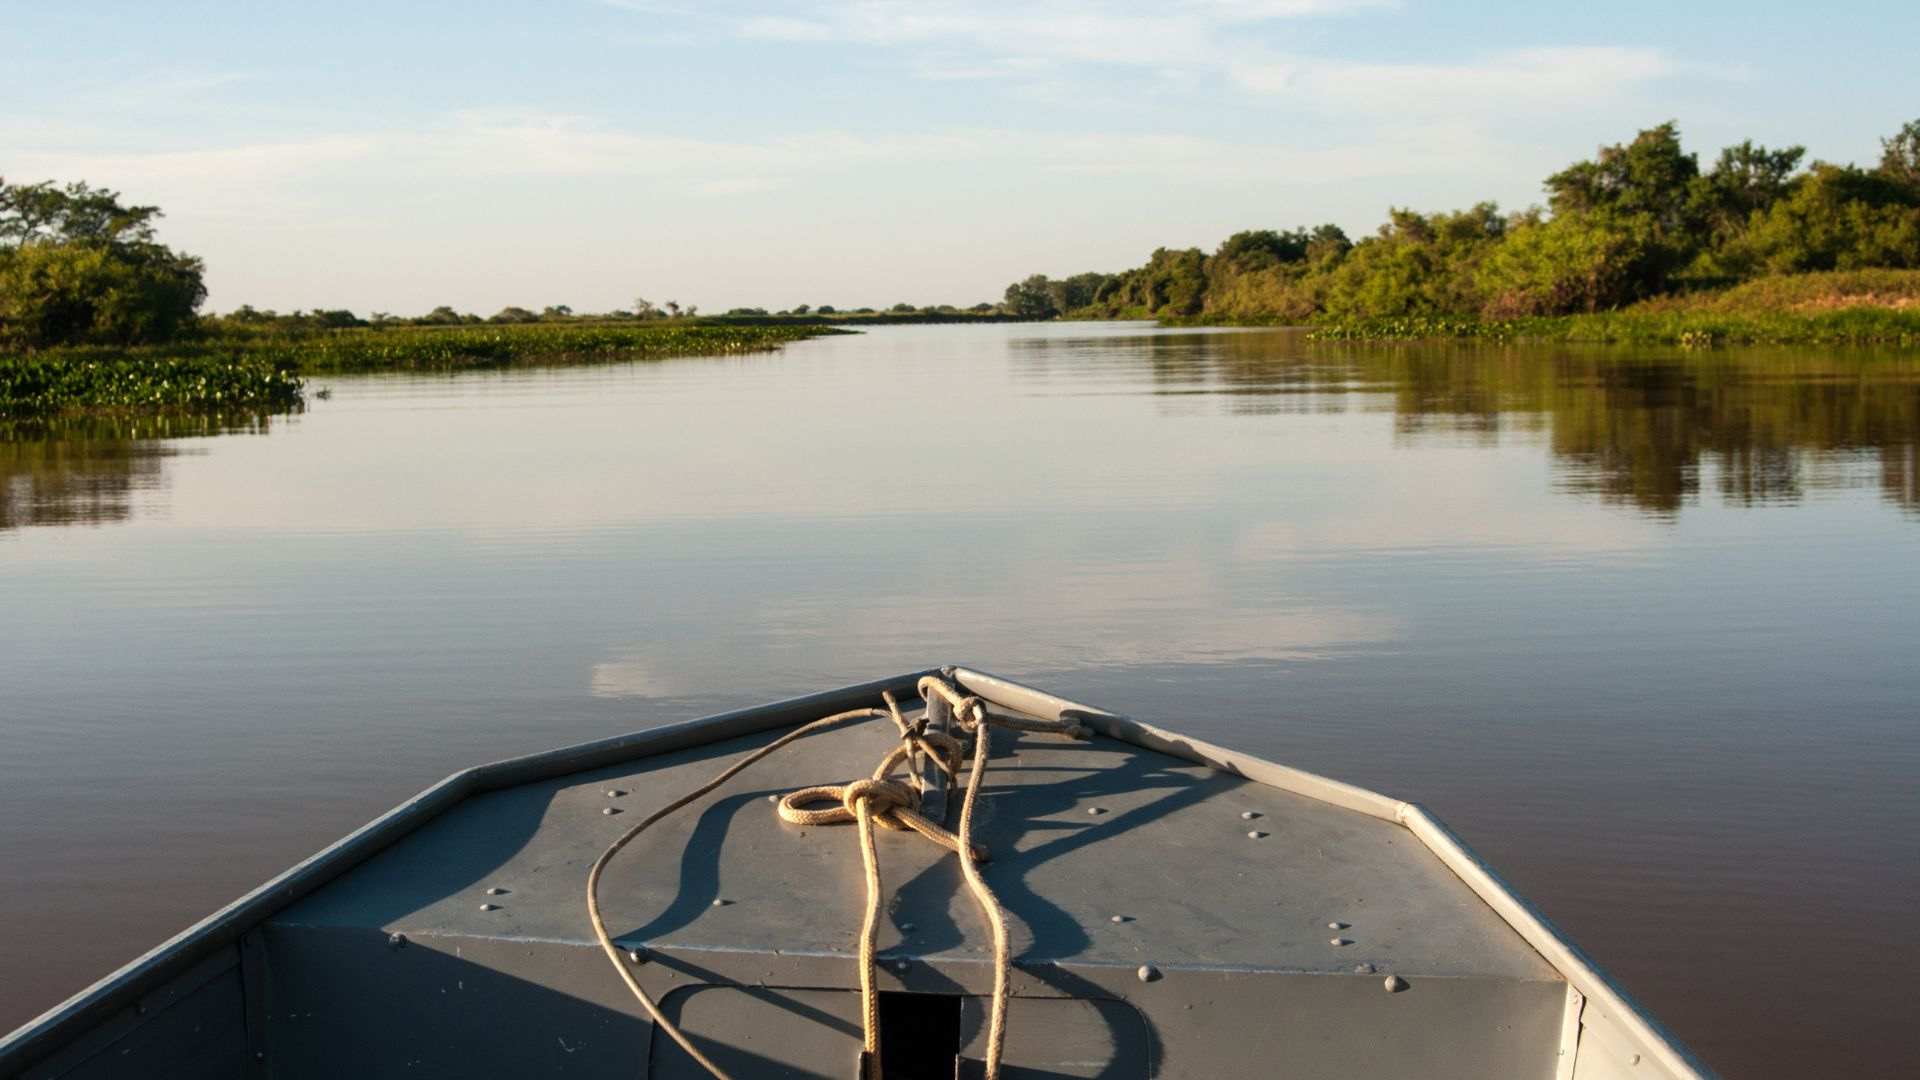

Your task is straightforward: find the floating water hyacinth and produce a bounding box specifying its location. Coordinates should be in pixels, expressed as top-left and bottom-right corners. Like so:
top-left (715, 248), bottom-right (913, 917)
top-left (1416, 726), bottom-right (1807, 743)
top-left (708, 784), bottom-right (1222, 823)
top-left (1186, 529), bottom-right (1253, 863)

top-left (0, 322), bottom-right (847, 418)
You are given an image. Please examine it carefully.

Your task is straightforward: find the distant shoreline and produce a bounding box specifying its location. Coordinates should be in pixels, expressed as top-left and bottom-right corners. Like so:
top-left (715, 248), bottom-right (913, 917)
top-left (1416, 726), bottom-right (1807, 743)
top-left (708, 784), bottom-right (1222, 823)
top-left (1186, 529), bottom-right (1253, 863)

top-left (0, 322), bottom-right (845, 420)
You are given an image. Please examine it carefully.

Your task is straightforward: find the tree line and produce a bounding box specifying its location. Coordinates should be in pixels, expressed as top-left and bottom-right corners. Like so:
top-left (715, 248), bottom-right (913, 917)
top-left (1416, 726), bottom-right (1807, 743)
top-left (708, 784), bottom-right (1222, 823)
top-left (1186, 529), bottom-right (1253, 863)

top-left (1004, 120), bottom-right (1920, 322)
top-left (0, 180), bottom-right (1007, 350)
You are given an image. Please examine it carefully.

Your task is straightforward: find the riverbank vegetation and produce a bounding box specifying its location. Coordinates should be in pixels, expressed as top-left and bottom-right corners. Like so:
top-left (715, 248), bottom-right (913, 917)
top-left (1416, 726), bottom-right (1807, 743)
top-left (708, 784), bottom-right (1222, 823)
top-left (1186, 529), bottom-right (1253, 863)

top-left (0, 322), bottom-right (842, 418)
top-left (1305, 270), bottom-right (1920, 346)
top-left (1004, 119), bottom-right (1920, 343)
top-left (0, 179), bottom-right (854, 417)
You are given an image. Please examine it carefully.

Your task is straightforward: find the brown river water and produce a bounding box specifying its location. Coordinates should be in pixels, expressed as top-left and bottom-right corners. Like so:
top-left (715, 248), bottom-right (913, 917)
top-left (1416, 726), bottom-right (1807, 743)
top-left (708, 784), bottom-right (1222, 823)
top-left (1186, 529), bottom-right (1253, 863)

top-left (3, 323), bottom-right (1918, 1076)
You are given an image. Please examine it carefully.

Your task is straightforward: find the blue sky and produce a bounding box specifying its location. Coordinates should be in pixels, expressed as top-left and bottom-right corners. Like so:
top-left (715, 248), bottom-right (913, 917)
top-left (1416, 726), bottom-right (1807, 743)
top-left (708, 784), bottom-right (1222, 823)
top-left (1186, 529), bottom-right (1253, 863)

top-left (5, 1), bottom-right (1916, 314)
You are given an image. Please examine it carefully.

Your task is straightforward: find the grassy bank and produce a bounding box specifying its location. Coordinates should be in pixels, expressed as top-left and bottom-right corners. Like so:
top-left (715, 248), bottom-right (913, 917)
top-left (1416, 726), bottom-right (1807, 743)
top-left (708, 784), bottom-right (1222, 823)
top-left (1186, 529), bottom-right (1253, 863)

top-left (240, 320), bottom-right (845, 374)
top-left (1306, 270), bottom-right (1920, 346)
top-left (0, 321), bottom-right (847, 419)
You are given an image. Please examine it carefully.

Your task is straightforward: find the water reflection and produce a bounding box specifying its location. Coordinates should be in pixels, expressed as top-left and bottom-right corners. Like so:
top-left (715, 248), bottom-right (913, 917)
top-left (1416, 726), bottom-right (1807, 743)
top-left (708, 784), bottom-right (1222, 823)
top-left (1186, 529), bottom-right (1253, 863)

top-left (1016, 332), bottom-right (1920, 517)
top-left (0, 412), bottom-right (293, 531)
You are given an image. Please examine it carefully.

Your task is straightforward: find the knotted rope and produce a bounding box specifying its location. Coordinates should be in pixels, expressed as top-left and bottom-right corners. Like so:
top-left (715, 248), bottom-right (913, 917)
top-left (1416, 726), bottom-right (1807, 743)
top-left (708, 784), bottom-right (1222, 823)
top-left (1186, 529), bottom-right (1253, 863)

top-left (586, 677), bottom-right (1089, 1080)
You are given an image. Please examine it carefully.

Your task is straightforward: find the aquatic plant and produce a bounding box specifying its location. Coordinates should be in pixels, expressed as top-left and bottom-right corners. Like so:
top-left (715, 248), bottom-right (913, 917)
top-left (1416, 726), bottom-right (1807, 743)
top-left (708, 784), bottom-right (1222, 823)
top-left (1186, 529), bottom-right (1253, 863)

top-left (0, 322), bottom-right (848, 418)
top-left (1306, 307), bottom-right (1920, 347)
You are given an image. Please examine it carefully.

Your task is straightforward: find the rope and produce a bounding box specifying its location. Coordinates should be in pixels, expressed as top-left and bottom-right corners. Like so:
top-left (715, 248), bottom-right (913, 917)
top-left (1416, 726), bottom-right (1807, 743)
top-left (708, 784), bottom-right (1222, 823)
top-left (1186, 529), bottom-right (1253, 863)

top-left (585, 707), bottom-right (883, 1080)
top-left (953, 694), bottom-right (1012, 1078)
top-left (587, 679), bottom-right (1088, 1080)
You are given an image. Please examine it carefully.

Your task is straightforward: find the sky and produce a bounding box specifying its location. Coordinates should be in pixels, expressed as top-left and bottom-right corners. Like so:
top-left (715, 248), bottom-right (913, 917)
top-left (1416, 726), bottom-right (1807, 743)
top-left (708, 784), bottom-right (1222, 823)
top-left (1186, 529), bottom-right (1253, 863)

top-left (4, 0), bottom-right (1917, 315)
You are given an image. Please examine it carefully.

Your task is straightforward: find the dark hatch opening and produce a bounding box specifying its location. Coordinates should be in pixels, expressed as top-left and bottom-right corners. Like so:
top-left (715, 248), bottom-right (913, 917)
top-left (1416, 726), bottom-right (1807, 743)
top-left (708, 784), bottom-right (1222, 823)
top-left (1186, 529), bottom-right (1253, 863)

top-left (877, 991), bottom-right (962, 1078)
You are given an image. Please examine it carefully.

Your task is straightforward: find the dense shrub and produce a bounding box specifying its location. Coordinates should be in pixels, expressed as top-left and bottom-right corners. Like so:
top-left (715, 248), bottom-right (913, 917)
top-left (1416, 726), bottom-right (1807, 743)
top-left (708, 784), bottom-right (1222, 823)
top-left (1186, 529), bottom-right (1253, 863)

top-left (0, 180), bottom-right (206, 349)
top-left (1007, 118), bottom-right (1920, 327)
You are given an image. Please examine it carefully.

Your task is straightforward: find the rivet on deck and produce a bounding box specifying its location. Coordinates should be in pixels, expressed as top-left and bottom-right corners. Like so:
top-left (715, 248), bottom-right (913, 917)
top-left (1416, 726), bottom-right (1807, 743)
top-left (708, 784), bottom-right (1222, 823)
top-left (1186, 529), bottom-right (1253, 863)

top-left (894, 960), bottom-right (909, 973)
top-left (711, 898), bottom-right (732, 907)
top-left (1110, 915), bottom-right (1131, 924)
top-left (602, 807), bottom-right (621, 816)
top-left (1136, 964), bottom-right (1161, 983)
top-left (1087, 806), bottom-right (1109, 816)
top-left (896, 921), bottom-right (915, 931)
top-left (1383, 975), bottom-right (1409, 993)
top-left (1241, 810), bottom-right (1262, 820)
top-left (1330, 938), bottom-right (1353, 947)
top-left (1328, 921), bottom-right (1349, 930)
top-left (1353, 963), bottom-right (1376, 975)
top-left (387, 933), bottom-right (407, 949)
top-left (1630, 1053), bottom-right (1643, 1066)
top-left (605, 789), bottom-right (625, 798)
top-left (627, 948), bottom-right (648, 965)
top-left (485, 887), bottom-right (507, 896)
top-left (479, 903), bottom-right (499, 912)
top-left (1247, 830), bottom-right (1269, 839)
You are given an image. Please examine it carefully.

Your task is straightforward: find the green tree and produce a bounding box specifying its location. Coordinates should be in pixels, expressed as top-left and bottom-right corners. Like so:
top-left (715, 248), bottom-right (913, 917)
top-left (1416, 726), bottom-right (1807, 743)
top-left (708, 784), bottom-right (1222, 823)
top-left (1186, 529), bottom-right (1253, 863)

top-left (1878, 118), bottom-right (1920, 191)
top-left (0, 178), bottom-right (206, 348)
top-left (1478, 210), bottom-right (1656, 315)
top-left (1003, 274), bottom-right (1057, 318)
top-left (1044, 272), bottom-right (1110, 314)
top-left (1543, 123), bottom-right (1708, 293)
top-left (1322, 205), bottom-right (1506, 317)
top-left (1546, 123), bottom-right (1700, 228)
top-left (1696, 140), bottom-right (1805, 235)
top-left (1729, 163), bottom-right (1920, 273)
top-left (489, 306), bottom-right (539, 323)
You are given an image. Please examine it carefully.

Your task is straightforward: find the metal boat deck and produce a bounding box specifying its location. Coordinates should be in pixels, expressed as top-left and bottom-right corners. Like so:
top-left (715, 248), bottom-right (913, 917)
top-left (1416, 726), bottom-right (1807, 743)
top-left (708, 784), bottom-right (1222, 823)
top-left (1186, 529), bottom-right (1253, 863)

top-left (0, 667), bottom-right (1708, 1079)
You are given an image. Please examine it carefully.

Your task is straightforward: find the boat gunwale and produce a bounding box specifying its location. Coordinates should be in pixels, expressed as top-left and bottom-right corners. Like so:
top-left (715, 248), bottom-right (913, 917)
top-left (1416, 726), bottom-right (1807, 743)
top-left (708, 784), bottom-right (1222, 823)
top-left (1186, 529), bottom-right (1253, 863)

top-left (0, 664), bottom-right (1712, 1079)
top-left (0, 669), bottom-right (938, 1074)
top-left (949, 665), bottom-right (1712, 1080)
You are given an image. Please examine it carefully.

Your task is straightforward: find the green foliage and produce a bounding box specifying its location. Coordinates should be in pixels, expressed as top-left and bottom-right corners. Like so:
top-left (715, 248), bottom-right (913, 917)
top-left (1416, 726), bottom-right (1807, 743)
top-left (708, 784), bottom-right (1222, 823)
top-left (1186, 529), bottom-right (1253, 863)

top-left (1003, 274), bottom-right (1057, 318)
top-left (1695, 140), bottom-right (1806, 239)
top-left (1546, 123), bottom-right (1700, 229)
top-left (1725, 164), bottom-right (1920, 274)
top-left (245, 321), bottom-right (839, 374)
top-left (1323, 204), bottom-right (1506, 317)
top-left (1879, 119), bottom-right (1920, 191)
top-left (1008, 118), bottom-right (1920, 330)
top-left (0, 322), bottom-right (846, 417)
top-left (1309, 306), bottom-right (1920, 347)
top-left (1478, 210), bottom-right (1657, 315)
top-left (1634, 268), bottom-right (1920, 313)
top-left (0, 351), bottom-right (302, 417)
top-left (0, 178), bottom-right (207, 349)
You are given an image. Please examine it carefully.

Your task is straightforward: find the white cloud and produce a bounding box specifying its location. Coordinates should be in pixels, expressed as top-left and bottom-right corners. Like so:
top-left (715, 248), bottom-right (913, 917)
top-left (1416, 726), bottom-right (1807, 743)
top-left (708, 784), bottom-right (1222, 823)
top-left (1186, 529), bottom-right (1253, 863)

top-left (736, 0), bottom-right (1394, 68)
top-left (739, 15), bottom-right (839, 41)
top-left (1232, 46), bottom-right (1679, 116)
top-left (11, 112), bottom-right (1496, 212)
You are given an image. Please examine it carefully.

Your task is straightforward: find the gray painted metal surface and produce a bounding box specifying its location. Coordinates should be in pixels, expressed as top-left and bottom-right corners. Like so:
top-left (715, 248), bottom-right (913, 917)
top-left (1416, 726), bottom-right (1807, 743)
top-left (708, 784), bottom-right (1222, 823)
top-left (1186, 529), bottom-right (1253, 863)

top-left (0, 667), bottom-right (1709, 1078)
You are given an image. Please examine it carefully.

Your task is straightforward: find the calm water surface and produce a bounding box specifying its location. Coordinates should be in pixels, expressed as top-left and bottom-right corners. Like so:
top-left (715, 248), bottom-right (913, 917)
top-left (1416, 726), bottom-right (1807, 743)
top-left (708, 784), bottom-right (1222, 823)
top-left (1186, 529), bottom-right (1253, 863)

top-left (4, 324), bottom-right (1918, 1076)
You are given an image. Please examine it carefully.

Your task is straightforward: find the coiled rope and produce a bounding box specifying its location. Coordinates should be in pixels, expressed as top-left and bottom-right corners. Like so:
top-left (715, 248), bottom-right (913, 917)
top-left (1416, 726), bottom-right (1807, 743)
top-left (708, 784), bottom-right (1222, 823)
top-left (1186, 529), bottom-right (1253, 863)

top-left (585, 675), bottom-right (1089, 1080)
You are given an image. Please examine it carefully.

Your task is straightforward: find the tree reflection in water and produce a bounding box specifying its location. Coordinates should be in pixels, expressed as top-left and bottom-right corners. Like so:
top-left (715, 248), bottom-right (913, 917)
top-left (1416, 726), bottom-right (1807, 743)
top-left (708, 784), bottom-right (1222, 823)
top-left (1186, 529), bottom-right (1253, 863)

top-left (0, 411), bottom-right (291, 531)
top-left (1024, 332), bottom-right (1920, 518)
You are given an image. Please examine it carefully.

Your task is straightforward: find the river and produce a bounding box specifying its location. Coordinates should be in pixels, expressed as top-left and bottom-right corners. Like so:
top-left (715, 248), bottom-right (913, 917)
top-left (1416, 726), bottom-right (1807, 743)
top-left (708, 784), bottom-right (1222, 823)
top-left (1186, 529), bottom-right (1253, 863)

top-left (4, 322), bottom-right (1917, 1076)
